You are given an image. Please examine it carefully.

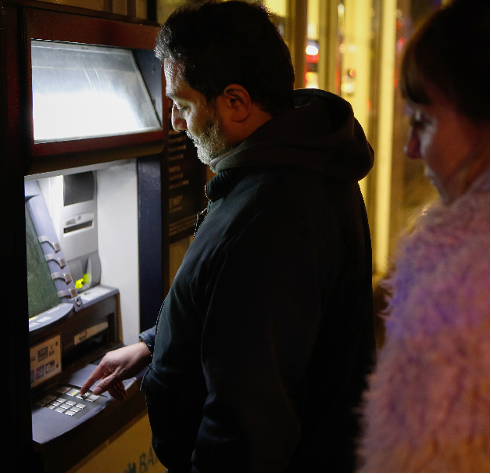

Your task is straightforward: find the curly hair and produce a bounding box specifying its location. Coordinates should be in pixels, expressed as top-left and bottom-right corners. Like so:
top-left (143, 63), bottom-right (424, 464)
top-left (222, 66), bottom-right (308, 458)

top-left (155, 0), bottom-right (295, 116)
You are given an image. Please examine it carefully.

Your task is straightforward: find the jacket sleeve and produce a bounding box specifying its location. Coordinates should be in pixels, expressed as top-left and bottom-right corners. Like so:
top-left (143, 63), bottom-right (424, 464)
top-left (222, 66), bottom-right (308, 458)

top-left (191, 207), bottom-right (334, 472)
top-left (139, 325), bottom-right (156, 354)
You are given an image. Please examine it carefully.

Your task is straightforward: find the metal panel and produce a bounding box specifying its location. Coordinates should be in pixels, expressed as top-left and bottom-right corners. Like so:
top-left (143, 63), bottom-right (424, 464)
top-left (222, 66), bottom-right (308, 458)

top-left (0, 2), bottom-right (34, 470)
top-left (24, 6), bottom-right (165, 171)
top-left (138, 155), bottom-right (167, 332)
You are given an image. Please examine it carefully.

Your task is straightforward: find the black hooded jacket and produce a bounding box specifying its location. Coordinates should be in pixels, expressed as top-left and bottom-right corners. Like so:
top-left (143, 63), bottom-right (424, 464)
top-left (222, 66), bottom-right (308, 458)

top-left (140, 89), bottom-right (375, 472)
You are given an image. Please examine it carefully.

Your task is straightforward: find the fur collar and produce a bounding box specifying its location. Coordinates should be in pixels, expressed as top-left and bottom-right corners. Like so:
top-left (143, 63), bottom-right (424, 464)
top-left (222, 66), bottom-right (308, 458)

top-left (383, 169), bottom-right (490, 339)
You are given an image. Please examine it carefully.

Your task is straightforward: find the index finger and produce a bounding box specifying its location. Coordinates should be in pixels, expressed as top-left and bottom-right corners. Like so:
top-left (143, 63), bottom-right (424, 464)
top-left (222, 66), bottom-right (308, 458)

top-left (80, 364), bottom-right (106, 395)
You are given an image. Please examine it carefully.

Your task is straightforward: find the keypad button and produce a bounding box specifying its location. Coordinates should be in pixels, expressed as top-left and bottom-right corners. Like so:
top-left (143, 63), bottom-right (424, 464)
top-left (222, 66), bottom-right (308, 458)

top-left (36, 385), bottom-right (104, 417)
top-left (77, 393), bottom-right (94, 402)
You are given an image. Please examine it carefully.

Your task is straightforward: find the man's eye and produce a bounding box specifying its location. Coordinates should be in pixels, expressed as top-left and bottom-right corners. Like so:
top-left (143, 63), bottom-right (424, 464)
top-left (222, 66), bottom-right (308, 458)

top-left (175, 104), bottom-right (188, 112)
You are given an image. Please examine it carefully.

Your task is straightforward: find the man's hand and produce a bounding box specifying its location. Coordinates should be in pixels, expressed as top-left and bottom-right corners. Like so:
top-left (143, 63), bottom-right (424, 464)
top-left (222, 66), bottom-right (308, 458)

top-left (80, 342), bottom-right (152, 400)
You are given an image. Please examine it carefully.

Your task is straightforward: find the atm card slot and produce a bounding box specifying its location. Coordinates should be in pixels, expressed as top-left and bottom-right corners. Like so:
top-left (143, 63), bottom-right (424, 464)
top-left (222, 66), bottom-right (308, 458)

top-left (64, 220), bottom-right (93, 234)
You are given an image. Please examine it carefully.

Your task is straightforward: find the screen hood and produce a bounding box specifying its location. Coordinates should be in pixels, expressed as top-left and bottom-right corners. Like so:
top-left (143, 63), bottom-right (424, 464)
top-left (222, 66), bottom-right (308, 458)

top-left (31, 40), bottom-right (162, 143)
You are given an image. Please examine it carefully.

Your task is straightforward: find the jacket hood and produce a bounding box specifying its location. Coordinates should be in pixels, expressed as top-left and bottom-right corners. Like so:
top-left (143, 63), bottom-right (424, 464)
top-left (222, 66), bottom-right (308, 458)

top-left (210, 89), bottom-right (374, 183)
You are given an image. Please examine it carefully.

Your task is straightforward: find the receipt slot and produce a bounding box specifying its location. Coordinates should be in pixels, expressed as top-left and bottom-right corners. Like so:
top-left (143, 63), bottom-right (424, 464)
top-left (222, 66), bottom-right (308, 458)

top-left (1, 2), bottom-right (168, 471)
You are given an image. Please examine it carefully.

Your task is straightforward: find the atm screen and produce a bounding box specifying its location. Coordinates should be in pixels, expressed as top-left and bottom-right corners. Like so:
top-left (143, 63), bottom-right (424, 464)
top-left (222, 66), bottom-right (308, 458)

top-left (26, 203), bottom-right (60, 319)
top-left (31, 41), bottom-right (161, 143)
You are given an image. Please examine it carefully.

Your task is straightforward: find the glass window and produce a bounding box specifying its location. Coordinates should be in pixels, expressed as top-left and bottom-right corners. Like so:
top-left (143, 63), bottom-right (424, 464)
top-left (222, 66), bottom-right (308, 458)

top-left (31, 41), bottom-right (161, 143)
top-left (321, 0), bottom-right (441, 275)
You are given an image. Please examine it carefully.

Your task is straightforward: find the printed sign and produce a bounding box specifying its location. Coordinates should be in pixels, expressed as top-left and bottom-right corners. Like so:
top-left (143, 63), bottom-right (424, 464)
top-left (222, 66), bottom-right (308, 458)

top-left (167, 105), bottom-right (205, 242)
top-left (30, 334), bottom-right (61, 387)
top-left (75, 414), bottom-right (166, 473)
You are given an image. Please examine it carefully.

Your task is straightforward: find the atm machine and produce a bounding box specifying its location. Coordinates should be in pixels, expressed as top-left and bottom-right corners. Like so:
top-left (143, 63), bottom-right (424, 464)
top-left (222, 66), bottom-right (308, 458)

top-left (1, 1), bottom-right (169, 471)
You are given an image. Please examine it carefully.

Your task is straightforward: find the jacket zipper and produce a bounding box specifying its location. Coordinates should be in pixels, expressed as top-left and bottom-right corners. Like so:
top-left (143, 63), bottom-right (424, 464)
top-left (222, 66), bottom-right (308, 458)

top-left (194, 183), bottom-right (212, 237)
top-left (194, 207), bottom-right (208, 237)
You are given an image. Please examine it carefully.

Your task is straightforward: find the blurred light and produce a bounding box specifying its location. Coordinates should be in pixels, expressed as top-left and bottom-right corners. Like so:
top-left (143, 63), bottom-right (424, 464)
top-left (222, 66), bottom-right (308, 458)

top-left (306, 44), bottom-right (319, 56)
top-left (397, 37), bottom-right (406, 53)
top-left (306, 40), bottom-right (320, 64)
top-left (305, 71), bottom-right (318, 89)
top-left (341, 81), bottom-right (355, 95)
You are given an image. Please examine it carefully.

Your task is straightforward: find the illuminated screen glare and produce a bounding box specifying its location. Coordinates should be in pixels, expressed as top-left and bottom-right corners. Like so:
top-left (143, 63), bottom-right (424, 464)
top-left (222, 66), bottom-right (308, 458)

top-left (31, 40), bottom-right (161, 143)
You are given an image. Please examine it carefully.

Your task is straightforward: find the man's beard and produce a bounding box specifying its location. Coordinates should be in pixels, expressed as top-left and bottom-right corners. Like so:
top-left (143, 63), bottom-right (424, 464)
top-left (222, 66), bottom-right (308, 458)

top-left (187, 116), bottom-right (232, 166)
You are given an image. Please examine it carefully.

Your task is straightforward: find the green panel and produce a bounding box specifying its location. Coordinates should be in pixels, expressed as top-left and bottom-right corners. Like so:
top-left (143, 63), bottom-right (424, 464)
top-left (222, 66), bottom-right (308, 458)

top-left (26, 204), bottom-right (60, 318)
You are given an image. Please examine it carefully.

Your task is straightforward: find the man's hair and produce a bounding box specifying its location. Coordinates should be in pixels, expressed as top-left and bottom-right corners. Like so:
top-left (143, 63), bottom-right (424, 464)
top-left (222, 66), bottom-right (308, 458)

top-left (155, 0), bottom-right (295, 115)
top-left (400, 0), bottom-right (489, 123)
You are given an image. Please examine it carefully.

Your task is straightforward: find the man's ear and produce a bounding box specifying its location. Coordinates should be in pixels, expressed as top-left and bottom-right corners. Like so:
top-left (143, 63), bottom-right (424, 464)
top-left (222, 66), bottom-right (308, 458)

top-left (218, 84), bottom-right (251, 123)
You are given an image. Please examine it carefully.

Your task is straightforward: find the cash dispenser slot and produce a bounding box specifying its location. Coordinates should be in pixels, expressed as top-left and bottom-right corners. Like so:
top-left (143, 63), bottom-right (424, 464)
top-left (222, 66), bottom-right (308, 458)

top-left (64, 220), bottom-right (93, 234)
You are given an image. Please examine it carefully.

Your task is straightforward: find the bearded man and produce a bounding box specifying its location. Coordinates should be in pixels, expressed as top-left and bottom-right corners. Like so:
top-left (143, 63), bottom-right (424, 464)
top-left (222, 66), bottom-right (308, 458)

top-left (82, 1), bottom-right (375, 471)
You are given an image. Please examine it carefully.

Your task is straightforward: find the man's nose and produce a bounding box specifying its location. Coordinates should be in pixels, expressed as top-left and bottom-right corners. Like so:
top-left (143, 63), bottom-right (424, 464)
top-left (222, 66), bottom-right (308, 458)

top-left (171, 105), bottom-right (187, 131)
top-left (404, 127), bottom-right (421, 159)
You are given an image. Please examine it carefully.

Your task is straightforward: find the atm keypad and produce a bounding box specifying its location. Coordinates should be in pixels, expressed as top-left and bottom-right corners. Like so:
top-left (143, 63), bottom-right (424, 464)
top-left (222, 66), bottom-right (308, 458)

top-left (34, 385), bottom-right (106, 419)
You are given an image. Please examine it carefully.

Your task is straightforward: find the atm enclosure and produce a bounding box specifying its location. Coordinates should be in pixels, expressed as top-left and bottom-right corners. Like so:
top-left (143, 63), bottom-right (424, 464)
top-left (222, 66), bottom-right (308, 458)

top-left (1, 1), bottom-right (169, 471)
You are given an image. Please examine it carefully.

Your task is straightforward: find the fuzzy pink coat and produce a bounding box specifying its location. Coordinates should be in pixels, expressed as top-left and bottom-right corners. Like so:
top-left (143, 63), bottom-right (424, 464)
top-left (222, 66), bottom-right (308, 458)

top-left (358, 171), bottom-right (490, 473)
